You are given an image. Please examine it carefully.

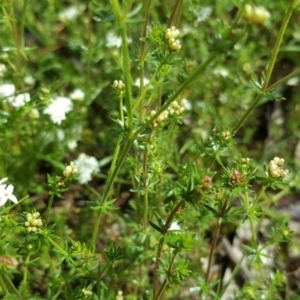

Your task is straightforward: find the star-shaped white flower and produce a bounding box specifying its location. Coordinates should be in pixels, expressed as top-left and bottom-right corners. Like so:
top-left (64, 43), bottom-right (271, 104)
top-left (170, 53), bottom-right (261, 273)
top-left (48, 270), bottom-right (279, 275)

top-left (0, 179), bottom-right (18, 206)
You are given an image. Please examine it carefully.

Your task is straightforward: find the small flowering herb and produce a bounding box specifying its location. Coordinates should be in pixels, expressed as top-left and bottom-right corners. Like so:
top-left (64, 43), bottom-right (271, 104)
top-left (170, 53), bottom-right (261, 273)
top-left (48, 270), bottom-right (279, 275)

top-left (0, 1), bottom-right (299, 300)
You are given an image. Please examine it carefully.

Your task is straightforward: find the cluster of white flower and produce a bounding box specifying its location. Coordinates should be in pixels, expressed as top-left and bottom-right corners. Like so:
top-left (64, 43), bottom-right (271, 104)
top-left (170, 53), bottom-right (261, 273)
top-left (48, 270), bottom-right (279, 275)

top-left (82, 288), bottom-right (92, 298)
top-left (113, 80), bottom-right (125, 91)
top-left (195, 6), bottom-right (212, 24)
top-left (165, 26), bottom-right (181, 51)
top-left (59, 6), bottom-right (80, 22)
top-left (0, 178), bottom-right (17, 207)
top-left (63, 161), bottom-right (78, 178)
top-left (69, 88), bottom-right (84, 101)
top-left (0, 83), bottom-right (31, 108)
top-left (43, 96), bottom-right (73, 124)
top-left (25, 212), bottom-right (43, 232)
top-left (151, 99), bottom-right (186, 127)
top-left (74, 153), bottom-right (100, 184)
top-left (244, 4), bottom-right (271, 26)
top-left (268, 157), bottom-right (289, 179)
top-left (116, 291), bottom-right (123, 300)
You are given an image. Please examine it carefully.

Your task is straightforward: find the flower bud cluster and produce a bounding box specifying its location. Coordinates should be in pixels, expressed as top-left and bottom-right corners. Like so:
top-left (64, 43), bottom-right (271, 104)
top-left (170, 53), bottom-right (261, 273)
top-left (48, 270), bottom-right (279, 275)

top-left (165, 26), bottom-right (181, 51)
top-left (113, 80), bottom-right (125, 91)
top-left (241, 157), bottom-right (251, 166)
top-left (0, 255), bottom-right (18, 269)
top-left (200, 175), bottom-right (213, 193)
top-left (151, 109), bottom-right (169, 127)
top-left (268, 157), bottom-right (288, 179)
top-left (168, 99), bottom-right (186, 116)
top-left (25, 212), bottom-right (43, 232)
top-left (82, 288), bottom-right (92, 298)
top-left (243, 4), bottom-right (270, 26)
top-left (230, 170), bottom-right (246, 186)
top-left (151, 99), bottom-right (186, 127)
top-left (116, 291), bottom-right (124, 300)
top-left (63, 161), bottom-right (78, 178)
top-left (221, 130), bottom-right (231, 141)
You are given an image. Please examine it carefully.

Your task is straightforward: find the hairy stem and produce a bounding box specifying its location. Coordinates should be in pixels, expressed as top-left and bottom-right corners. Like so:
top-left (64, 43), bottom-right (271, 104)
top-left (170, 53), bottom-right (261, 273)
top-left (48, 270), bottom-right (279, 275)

top-left (153, 200), bottom-right (185, 298)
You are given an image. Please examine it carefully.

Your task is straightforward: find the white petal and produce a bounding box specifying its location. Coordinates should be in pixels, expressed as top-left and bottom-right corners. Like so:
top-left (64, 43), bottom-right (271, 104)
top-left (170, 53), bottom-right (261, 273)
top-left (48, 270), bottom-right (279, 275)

top-left (6, 184), bottom-right (14, 194)
top-left (8, 194), bottom-right (18, 204)
top-left (0, 196), bottom-right (7, 206)
top-left (0, 178), bottom-right (8, 185)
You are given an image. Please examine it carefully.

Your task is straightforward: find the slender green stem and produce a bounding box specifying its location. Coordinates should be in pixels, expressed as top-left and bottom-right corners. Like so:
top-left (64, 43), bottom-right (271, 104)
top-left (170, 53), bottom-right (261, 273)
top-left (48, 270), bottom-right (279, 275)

top-left (155, 251), bottom-right (178, 300)
top-left (2, 5), bottom-right (23, 88)
top-left (22, 254), bottom-right (30, 289)
top-left (244, 192), bottom-right (257, 243)
top-left (133, 56), bottom-right (170, 113)
top-left (167, 0), bottom-right (182, 27)
top-left (0, 273), bottom-right (6, 294)
top-left (90, 138), bottom-right (133, 250)
top-left (262, 0), bottom-right (298, 90)
top-left (139, 0), bottom-right (152, 118)
top-left (205, 198), bottom-right (229, 283)
top-left (20, 0), bottom-right (28, 50)
top-left (119, 94), bottom-right (125, 123)
top-left (205, 222), bottom-right (221, 283)
top-left (111, 0), bottom-right (134, 129)
top-left (119, 23), bottom-right (134, 130)
top-left (134, 53), bottom-right (218, 137)
top-left (153, 200), bottom-right (185, 298)
top-left (233, 93), bottom-right (263, 132)
top-left (252, 185), bottom-right (267, 207)
top-left (96, 261), bottom-right (111, 280)
top-left (0, 268), bottom-right (23, 299)
top-left (45, 193), bottom-right (55, 224)
top-left (110, 0), bottom-right (122, 20)
top-left (45, 235), bottom-right (76, 265)
top-left (142, 133), bottom-right (151, 228)
top-left (234, 0), bottom-right (298, 132)
top-left (266, 68), bottom-right (300, 93)
top-left (85, 0), bottom-right (93, 95)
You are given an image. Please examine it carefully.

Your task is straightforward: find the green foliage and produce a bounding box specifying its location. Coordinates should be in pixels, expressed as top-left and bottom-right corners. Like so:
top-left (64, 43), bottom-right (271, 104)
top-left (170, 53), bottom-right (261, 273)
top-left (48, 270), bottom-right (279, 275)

top-left (0, 0), bottom-right (299, 299)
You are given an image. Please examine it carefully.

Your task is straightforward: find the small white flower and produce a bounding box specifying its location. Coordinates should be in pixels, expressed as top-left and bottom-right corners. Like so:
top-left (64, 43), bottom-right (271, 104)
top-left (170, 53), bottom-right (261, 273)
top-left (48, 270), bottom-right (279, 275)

top-left (134, 77), bottom-right (151, 88)
top-left (0, 181), bottom-right (18, 206)
top-left (74, 153), bottom-right (100, 184)
top-left (24, 75), bottom-right (35, 85)
top-left (169, 221), bottom-right (181, 231)
top-left (70, 88), bottom-right (84, 101)
top-left (8, 92), bottom-right (31, 108)
top-left (0, 63), bottom-right (7, 76)
top-left (30, 108), bottom-right (40, 119)
top-left (0, 83), bottom-right (15, 100)
top-left (44, 96), bottom-right (73, 124)
top-left (59, 6), bottom-right (79, 21)
top-left (195, 6), bottom-right (212, 24)
top-left (106, 31), bottom-right (122, 48)
top-left (212, 67), bottom-right (229, 77)
top-left (68, 140), bottom-right (78, 150)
